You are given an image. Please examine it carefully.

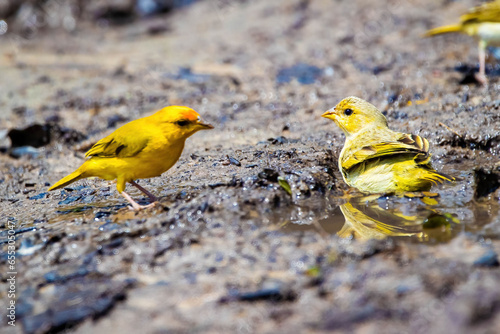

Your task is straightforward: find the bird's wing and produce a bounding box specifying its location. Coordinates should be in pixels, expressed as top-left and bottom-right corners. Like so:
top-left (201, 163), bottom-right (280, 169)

top-left (85, 124), bottom-right (150, 158)
top-left (342, 133), bottom-right (430, 170)
top-left (461, 1), bottom-right (500, 24)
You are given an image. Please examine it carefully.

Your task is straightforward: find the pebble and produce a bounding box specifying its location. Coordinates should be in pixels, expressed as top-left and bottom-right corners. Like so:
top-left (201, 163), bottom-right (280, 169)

top-left (473, 250), bottom-right (499, 267)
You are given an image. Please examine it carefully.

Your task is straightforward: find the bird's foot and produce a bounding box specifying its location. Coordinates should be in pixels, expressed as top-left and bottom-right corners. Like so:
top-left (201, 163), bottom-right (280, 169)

top-left (127, 201), bottom-right (158, 211)
top-left (474, 72), bottom-right (488, 86)
top-left (121, 191), bottom-right (158, 211)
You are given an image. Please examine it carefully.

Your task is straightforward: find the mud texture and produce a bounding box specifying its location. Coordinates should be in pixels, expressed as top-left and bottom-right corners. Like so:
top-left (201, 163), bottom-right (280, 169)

top-left (1, 0), bottom-right (500, 333)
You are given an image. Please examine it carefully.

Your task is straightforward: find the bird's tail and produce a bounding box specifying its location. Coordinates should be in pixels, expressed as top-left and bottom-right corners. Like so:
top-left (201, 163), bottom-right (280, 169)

top-left (424, 24), bottom-right (463, 37)
top-left (427, 170), bottom-right (458, 185)
top-left (48, 168), bottom-right (85, 191)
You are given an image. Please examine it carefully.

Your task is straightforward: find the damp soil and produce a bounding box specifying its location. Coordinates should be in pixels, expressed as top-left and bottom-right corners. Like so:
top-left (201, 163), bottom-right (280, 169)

top-left (1, 0), bottom-right (500, 333)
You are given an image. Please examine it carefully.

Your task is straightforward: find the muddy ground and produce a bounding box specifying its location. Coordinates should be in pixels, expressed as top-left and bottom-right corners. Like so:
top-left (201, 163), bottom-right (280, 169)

top-left (1, 0), bottom-right (500, 333)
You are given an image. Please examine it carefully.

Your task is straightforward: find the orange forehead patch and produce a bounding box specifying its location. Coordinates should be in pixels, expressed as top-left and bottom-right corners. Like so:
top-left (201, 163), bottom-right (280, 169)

top-left (177, 107), bottom-right (200, 121)
top-left (155, 106), bottom-right (200, 122)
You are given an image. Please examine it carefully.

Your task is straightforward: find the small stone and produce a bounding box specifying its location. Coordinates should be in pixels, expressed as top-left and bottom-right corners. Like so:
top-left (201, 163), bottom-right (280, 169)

top-left (473, 250), bottom-right (499, 267)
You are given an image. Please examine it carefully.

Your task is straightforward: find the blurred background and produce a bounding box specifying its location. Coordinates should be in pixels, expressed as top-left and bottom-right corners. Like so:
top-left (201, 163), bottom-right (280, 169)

top-left (1, 1), bottom-right (500, 333)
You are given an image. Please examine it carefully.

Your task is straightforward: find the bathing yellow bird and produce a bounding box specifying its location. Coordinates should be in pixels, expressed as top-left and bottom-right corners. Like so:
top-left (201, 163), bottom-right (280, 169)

top-left (425, 0), bottom-right (500, 84)
top-left (49, 106), bottom-right (213, 210)
top-left (322, 97), bottom-right (455, 194)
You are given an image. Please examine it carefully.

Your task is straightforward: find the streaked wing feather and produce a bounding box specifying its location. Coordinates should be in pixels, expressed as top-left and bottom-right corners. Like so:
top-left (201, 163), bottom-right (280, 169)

top-left (85, 132), bottom-right (149, 158)
top-left (342, 134), bottom-right (430, 170)
top-left (461, 1), bottom-right (500, 23)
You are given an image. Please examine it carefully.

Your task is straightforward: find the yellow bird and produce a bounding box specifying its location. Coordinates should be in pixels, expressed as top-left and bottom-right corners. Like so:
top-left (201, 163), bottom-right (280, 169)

top-left (425, 0), bottom-right (500, 84)
top-left (49, 106), bottom-right (214, 210)
top-left (338, 201), bottom-right (425, 241)
top-left (322, 96), bottom-right (455, 194)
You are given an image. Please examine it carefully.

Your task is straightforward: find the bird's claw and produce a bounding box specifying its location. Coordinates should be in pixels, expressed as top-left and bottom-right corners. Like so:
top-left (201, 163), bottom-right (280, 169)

top-left (128, 201), bottom-right (158, 211)
top-left (474, 73), bottom-right (488, 86)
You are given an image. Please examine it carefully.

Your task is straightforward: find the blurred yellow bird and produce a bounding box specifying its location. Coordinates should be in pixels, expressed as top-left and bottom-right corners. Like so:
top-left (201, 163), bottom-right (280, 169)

top-left (49, 106), bottom-right (214, 210)
top-left (425, 0), bottom-right (500, 84)
top-left (322, 97), bottom-right (455, 194)
top-left (338, 201), bottom-right (425, 241)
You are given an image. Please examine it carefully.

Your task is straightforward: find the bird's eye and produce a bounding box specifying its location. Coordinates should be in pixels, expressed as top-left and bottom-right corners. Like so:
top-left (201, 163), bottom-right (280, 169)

top-left (344, 108), bottom-right (353, 116)
top-left (176, 120), bottom-right (190, 127)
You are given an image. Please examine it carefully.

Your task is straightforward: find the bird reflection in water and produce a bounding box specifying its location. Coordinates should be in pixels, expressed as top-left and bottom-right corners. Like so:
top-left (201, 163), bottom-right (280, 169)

top-left (337, 193), bottom-right (460, 242)
top-left (282, 193), bottom-right (460, 243)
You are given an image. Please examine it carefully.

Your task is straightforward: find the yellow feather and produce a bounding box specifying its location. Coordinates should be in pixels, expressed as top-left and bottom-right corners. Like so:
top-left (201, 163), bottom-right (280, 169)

top-left (322, 97), bottom-right (456, 194)
top-left (424, 0), bottom-right (500, 83)
top-left (48, 168), bottom-right (85, 191)
top-left (48, 106), bottom-right (213, 210)
top-left (424, 24), bottom-right (463, 36)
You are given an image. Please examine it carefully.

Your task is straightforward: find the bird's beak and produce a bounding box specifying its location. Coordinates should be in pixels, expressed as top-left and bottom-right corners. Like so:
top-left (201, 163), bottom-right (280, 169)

top-left (322, 108), bottom-right (338, 120)
top-left (196, 118), bottom-right (214, 130)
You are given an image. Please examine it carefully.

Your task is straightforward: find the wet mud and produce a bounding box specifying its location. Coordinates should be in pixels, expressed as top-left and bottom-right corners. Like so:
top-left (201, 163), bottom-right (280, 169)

top-left (1, 0), bottom-right (500, 333)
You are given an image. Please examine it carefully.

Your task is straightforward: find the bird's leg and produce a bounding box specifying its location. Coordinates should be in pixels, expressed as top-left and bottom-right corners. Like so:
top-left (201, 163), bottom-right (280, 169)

top-left (129, 180), bottom-right (158, 202)
top-left (476, 40), bottom-right (488, 85)
top-left (121, 191), bottom-right (155, 211)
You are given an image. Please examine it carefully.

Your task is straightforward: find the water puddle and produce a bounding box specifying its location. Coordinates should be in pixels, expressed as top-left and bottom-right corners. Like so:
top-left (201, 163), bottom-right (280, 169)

top-left (7, 172), bottom-right (497, 248)
top-left (49, 201), bottom-right (132, 224)
top-left (280, 192), bottom-right (499, 243)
